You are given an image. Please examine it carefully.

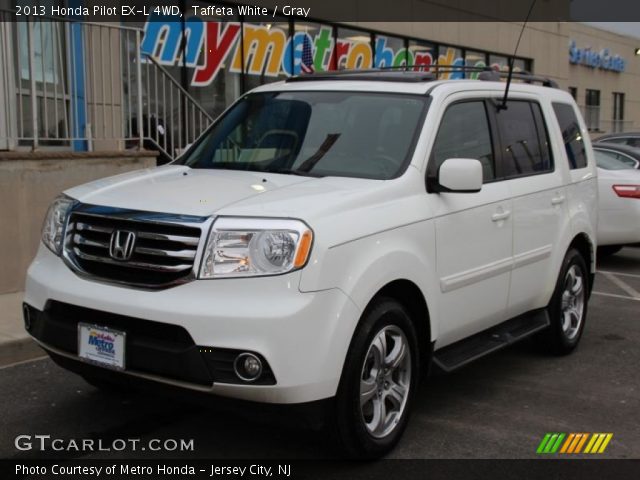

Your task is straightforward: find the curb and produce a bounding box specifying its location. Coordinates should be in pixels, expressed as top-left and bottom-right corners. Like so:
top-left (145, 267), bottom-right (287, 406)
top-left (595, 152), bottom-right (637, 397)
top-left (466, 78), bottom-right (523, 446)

top-left (0, 336), bottom-right (46, 368)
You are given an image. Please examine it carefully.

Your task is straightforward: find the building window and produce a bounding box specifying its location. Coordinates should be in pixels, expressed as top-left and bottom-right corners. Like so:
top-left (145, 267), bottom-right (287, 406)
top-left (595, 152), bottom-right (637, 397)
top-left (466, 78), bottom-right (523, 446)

top-left (16, 20), bottom-right (70, 145)
top-left (241, 18), bottom-right (291, 92)
top-left (465, 50), bottom-right (487, 79)
top-left (408, 39), bottom-right (436, 71)
top-left (438, 46), bottom-right (463, 79)
top-left (291, 22), bottom-right (333, 73)
top-left (568, 87), bottom-right (577, 99)
top-left (372, 33), bottom-right (404, 68)
top-left (584, 89), bottom-right (600, 132)
top-left (489, 54), bottom-right (509, 72)
top-left (338, 28), bottom-right (374, 69)
top-left (613, 92), bottom-right (625, 133)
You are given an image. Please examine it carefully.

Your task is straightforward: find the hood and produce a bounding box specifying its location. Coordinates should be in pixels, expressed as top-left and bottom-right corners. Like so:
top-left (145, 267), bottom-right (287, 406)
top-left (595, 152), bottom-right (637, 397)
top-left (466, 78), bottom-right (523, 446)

top-left (64, 165), bottom-right (315, 216)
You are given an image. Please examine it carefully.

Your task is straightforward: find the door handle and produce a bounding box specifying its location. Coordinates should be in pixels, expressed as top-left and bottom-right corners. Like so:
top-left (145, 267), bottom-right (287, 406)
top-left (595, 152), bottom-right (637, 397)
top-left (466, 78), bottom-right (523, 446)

top-left (551, 195), bottom-right (566, 205)
top-left (491, 210), bottom-right (511, 222)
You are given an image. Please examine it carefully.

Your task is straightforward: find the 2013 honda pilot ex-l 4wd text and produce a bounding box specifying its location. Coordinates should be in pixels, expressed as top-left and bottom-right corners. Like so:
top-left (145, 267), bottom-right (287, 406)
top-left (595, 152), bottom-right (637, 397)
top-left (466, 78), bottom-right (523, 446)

top-left (25, 71), bottom-right (598, 457)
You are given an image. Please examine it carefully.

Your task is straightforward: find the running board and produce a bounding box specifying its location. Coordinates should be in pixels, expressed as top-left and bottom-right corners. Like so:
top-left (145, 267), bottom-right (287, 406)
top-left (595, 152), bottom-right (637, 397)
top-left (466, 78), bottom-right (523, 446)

top-left (432, 309), bottom-right (550, 373)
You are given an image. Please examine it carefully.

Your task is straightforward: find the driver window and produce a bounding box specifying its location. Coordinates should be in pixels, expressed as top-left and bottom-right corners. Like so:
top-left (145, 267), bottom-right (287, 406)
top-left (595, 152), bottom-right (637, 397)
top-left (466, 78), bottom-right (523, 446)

top-left (430, 101), bottom-right (495, 182)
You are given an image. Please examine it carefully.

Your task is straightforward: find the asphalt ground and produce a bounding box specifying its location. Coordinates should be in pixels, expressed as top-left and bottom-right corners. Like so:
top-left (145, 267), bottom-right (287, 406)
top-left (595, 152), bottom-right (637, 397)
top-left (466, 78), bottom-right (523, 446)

top-left (0, 248), bottom-right (638, 461)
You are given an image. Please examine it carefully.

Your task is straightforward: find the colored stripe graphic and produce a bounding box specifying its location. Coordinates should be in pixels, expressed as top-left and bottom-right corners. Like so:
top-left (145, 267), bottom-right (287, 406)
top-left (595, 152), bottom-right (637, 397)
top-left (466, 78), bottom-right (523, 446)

top-left (538, 433), bottom-right (613, 454)
top-left (537, 433), bottom-right (565, 454)
top-left (560, 433), bottom-right (575, 453)
top-left (536, 433), bottom-right (552, 453)
top-left (574, 433), bottom-right (589, 453)
top-left (585, 433), bottom-right (613, 453)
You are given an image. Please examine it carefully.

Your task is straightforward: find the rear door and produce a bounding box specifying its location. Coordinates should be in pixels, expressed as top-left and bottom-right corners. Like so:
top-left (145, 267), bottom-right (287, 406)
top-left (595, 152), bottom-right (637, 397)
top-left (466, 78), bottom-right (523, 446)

top-left (493, 99), bottom-right (568, 317)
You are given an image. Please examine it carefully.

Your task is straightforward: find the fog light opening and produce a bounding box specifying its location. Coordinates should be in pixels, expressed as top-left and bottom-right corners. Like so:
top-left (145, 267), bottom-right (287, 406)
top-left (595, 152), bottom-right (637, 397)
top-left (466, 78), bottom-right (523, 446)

top-left (234, 353), bottom-right (263, 382)
top-left (23, 305), bottom-right (32, 331)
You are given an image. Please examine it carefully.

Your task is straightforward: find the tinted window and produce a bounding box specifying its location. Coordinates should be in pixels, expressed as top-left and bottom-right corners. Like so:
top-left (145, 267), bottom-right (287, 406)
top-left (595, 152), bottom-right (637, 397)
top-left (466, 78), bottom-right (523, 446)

top-left (431, 102), bottom-right (495, 182)
top-left (496, 101), bottom-right (553, 178)
top-left (552, 103), bottom-right (587, 170)
top-left (183, 92), bottom-right (427, 180)
top-left (626, 138), bottom-right (640, 148)
top-left (614, 152), bottom-right (639, 168)
top-left (594, 150), bottom-right (635, 170)
top-left (604, 137), bottom-right (629, 145)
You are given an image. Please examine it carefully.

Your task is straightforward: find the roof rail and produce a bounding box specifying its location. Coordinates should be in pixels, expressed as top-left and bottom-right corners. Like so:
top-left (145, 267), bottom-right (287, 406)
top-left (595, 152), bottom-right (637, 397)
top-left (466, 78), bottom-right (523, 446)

top-left (286, 65), bottom-right (558, 88)
top-left (285, 70), bottom-right (436, 83)
top-left (477, 69), bottom-right (558, 88)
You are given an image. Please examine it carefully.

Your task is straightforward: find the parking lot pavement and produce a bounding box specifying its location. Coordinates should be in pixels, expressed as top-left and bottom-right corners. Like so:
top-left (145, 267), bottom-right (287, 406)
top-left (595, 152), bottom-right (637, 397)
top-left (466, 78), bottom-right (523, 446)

top-left (0, 248), bottom-right (638, 460)
top-left (594, 247), bottom-right (640, 303)
top-left (0, 292), bottom-right (45, 366)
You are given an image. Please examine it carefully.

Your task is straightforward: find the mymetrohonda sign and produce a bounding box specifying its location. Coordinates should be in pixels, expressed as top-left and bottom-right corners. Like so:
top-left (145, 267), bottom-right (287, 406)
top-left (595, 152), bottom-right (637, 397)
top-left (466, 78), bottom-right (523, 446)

top-left (141, 14), bottom-right (494, 86)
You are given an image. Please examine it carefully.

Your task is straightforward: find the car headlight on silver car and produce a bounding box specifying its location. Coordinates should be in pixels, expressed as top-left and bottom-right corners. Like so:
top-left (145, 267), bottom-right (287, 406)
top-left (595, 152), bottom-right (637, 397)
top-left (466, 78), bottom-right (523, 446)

top-left (199, 217), bottom-right (313, 279)
top-left (42, 195), bottom-right (74, 255)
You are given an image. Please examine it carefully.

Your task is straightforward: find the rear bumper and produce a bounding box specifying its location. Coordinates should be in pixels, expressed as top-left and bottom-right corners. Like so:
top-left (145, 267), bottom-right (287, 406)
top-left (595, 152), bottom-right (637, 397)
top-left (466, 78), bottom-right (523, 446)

top-left (25, 245), bottom-right (362, 404)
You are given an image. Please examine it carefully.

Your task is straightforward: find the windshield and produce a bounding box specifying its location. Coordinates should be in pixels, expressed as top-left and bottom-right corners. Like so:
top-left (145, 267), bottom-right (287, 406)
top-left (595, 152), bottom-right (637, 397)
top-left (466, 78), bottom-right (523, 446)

top-left (181, 91), bottom-right (427, 179)
top-left (594, 149), bottom-right (636, 170)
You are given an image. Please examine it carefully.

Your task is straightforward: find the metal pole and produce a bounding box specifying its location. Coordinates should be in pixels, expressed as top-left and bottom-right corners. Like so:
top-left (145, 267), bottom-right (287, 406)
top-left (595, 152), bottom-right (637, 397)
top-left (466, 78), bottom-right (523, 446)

top-left (16, 22), bottom-right (25, 139)
top-left (39, 19), bottom-right (49, 139)
top-left (27, 19), bottom-right (39, 149)
top-left (135, 30), bottom-right (143, 150)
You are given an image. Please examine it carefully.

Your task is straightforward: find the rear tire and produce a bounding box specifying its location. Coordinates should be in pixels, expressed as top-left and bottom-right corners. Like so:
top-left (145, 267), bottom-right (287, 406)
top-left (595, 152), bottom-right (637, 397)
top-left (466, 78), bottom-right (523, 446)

top-left (333, 298), bottom-right (419, 458)
top-left (537, 249), bottom-right (589, 355)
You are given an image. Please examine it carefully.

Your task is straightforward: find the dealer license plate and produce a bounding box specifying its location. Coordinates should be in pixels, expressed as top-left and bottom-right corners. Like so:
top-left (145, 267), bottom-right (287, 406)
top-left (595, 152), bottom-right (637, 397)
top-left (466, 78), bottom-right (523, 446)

top-left (78, 323), bottom-right (126, 370)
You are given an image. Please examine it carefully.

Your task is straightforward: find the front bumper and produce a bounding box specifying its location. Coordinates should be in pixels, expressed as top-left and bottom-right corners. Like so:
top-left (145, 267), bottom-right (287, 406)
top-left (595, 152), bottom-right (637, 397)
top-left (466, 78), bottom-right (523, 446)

top-left (25, 245), bottom-right (361, 404)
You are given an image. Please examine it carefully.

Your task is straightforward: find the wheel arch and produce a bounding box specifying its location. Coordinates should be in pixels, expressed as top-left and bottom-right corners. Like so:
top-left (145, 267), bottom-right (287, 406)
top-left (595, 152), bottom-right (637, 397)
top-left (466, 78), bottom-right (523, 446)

top-left (568, 232), bottom-right (596, 296)
top-left (363, 279), bottom-right (433, 367)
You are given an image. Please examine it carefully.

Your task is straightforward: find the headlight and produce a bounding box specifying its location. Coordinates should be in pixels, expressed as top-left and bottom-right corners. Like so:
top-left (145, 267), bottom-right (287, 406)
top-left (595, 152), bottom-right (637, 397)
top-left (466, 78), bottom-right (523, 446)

top-left (42, 195), bottom-right (74, 255)
top-left (199, 217), bottom-right (313, 279)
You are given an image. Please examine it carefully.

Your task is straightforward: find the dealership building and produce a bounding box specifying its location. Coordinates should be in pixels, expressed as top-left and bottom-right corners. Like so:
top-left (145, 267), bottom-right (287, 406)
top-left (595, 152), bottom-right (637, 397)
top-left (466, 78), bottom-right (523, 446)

top-left (1, 7), bottom-right (639, 155)
top-left (0, 2), bottom-right (639, 293)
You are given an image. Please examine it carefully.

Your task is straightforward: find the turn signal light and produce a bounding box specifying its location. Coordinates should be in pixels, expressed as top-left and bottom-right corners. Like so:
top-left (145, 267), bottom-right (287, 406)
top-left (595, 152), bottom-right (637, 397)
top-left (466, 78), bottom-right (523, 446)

top-left (294, 230), bottom-right (313, 268)
top-left (613, 185), bottom-right (640, 199)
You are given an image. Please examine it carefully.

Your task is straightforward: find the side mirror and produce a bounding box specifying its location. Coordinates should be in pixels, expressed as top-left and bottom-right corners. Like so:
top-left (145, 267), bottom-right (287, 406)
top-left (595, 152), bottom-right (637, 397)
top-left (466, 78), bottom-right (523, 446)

top-left (437, 158), bottom-right (483, 193)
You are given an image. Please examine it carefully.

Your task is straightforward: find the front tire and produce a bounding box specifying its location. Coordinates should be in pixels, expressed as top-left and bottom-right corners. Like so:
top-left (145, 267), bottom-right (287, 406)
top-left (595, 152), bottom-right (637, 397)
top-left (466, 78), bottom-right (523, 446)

top-left (334, 298), bottom-right (419, 458)
top-left (538, 249), bottom-right (589, 355)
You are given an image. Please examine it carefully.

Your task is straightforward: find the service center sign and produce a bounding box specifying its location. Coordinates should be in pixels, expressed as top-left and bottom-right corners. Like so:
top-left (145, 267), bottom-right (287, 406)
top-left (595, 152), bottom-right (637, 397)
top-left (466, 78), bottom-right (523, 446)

top-left (569, 40), bottom-right (626, 72)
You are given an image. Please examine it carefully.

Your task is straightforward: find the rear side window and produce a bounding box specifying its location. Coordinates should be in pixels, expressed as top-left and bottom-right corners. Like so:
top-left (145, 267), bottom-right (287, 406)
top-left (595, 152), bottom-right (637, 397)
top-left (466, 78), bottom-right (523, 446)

top-left (594, 150), bottom-right (633, 170)
top-left (430, 101), bottom-right (495, 182)
top-left (603, 137), bottom-right (628, 145)
top-left (552, 103), bottom-right (587, 169)
top-left (495, 101), bottom-right (553, 178)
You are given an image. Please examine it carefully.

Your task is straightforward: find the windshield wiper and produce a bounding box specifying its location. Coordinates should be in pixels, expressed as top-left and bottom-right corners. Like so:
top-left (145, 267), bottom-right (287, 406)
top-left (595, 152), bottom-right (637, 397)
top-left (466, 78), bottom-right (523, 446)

top-left (297, 133), bottom-right (341, 172)
top-left (270, 169), bottom-right (325, 178)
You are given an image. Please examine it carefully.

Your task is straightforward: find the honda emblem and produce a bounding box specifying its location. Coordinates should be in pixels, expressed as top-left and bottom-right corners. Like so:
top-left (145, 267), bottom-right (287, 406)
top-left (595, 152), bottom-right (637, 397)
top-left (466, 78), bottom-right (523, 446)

top-left (109, 230), bottom-right (136, 261)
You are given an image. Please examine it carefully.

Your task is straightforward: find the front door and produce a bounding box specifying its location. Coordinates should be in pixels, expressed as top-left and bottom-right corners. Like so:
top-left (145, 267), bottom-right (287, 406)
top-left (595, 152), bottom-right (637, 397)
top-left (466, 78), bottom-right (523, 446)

top-left (427, 99), bottom-right (513, 347)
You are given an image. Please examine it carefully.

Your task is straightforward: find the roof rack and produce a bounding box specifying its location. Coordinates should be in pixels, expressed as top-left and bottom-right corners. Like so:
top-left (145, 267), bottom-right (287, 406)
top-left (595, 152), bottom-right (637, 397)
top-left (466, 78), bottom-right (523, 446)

top-left (285, 65), bottom-right (558, 88)
top-left (285, 69), bottom-right (436, 83)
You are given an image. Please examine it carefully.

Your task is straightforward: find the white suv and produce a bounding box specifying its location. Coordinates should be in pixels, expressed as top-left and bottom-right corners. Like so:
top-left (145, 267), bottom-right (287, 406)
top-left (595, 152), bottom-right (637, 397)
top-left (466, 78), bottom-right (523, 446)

top-left (25, 71), bottom-right (597, 457)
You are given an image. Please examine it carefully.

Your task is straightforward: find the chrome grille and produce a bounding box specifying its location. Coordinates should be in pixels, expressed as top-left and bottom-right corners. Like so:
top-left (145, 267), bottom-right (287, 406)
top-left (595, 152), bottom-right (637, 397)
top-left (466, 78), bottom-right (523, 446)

top-left (63, 205), bottom-right (208, 288)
